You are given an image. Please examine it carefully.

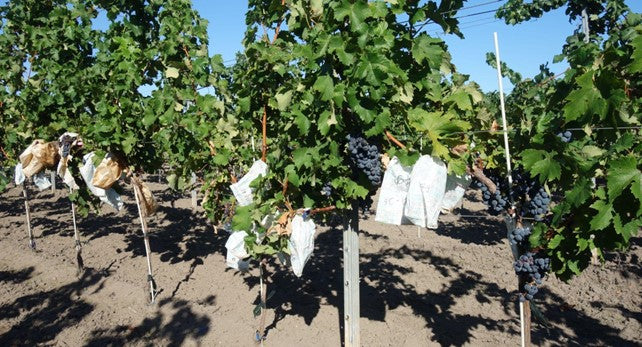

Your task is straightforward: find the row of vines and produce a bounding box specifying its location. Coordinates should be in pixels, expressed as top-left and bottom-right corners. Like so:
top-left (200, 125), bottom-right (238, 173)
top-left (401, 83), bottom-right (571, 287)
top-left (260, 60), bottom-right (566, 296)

top-left (0, 0), bottom-right (640, 338)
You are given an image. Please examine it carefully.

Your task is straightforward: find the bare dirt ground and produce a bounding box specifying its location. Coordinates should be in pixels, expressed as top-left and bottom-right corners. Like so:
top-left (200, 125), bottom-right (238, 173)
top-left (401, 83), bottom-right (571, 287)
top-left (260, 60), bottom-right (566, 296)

top-left (0, 178), bottom-right (640, 346)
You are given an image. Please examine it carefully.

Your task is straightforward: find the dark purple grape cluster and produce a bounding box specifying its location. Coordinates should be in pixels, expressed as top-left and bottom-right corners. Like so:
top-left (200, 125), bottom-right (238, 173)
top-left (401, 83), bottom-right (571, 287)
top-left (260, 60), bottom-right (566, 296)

top-left (320, 182), bottom-right (332, 197)
top-left (509, 167), bottom-right (538, 201)
top-left (557, 130), bottom-right (572, 143)
top-left (472, 171), bottom-right (508, 215)
top-left (524, 187), bottom-right (550, 221)
top-left (513, 251), bottom-right (550, 302)
top-left (346, 134), bottom-right (382, 186)
top-left (508, 225), bottom-right (531, 246)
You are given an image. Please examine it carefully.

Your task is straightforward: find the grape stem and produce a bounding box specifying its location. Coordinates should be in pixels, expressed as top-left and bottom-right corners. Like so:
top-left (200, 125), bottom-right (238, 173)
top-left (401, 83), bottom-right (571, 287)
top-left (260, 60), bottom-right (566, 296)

top-left (385, 131), bottom-right (407, 149)
top-left (310, 206), bottom-right (336, 214)
top-left (467, 165), bottom-right (498, 193)
top-left (0, 146), bottom-right (12, 160)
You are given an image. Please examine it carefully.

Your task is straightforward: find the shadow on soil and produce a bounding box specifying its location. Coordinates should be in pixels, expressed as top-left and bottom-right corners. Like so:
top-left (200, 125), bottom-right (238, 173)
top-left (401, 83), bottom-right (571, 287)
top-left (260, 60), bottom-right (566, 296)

top-left (0, 267), bottom-right (109, 345)
top-left (236, 220), bottom-right (640, 346)
top-left (2, 184), bottom-right (639, 346)
top-left (84, 297), bottom-right (213, 347)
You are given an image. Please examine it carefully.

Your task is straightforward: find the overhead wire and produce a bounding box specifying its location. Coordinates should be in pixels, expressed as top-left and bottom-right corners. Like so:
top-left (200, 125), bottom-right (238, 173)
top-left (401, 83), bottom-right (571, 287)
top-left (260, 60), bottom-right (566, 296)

top-left (223, 1), bottom-right (509, 66)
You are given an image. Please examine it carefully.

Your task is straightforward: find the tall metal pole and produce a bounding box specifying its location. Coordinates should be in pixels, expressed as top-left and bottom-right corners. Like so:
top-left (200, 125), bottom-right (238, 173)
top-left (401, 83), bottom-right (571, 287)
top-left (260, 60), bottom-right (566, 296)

top-left (494, 32), bottom-right (529, 347)
top-left (69, 187), bottom-right (83, 275)
top-left (22, 183), bottom-right (35, 250)
top-left (343, 202), bottom-right (360, 347)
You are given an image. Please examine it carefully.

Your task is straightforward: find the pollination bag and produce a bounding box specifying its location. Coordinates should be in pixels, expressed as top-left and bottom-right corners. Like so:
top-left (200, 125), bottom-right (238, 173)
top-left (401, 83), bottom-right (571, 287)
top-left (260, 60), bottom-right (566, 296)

top-left (132, 176), bottom-right (158, 217)
top-left (21, 140), bottom-right (60, 178)
top-left (404, 155), bottom-right (447, 229)
top-left (441, 174), bottom-right (472, 213)
top-left (79, 152), bottom-right (123, 211)
top-left (230, 159), bottom-right (268, 206)
top-left (375, 156), bottom-right (413, 225)
top-left (92, 153), bottom-right (124, 190)
top-left (288, 215), bottom-right (316, 277)
top-left (14, 163), bottom-right (25, 186)
top-left (225, 230), bottom-right (250, 271)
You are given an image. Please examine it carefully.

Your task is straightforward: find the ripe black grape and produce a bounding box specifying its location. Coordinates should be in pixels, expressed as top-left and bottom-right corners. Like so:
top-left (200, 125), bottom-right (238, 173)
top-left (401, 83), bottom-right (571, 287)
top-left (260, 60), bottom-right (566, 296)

top-left (522, 186), bottom-right (550, 221)
top-left (320, 182), bottom-right (332, 197)
top-left (346, 134), bottom-right (382, 187)
top-left (508, 225), bottom-right (531, 246)
top-left (472, 170), bottom-right (508, 215)
top-left (556, 130), bottom-right (572, 143)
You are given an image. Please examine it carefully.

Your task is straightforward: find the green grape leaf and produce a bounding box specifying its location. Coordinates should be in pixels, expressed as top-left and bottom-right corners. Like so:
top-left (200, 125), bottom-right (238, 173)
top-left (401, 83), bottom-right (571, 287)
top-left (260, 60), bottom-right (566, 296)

top-left (607, 155), bottom-right (640, 201)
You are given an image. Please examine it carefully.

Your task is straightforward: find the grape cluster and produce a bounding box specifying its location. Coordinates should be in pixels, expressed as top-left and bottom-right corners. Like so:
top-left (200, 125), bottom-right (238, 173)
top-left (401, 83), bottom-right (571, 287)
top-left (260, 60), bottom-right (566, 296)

top-left (514, 252), bottom-right (550, 302)
top-left (346, 134), bottom-right (382, 186)
top-left (320, 182), bottom-right (332, 197)
top-left (508, 225), bottom-right (531, 246)
top-left (524, 187), bottom-right (550, 221)
top-left (472, 171), bottom-right (508, 215)
top-left (509, 168), bottom-right (537, 201)
top-left (557, 130), bottom-right (572, 143)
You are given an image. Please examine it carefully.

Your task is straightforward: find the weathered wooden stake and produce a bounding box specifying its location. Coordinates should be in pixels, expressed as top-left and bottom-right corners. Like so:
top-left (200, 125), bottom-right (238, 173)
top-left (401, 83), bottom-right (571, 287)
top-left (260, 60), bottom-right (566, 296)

top-left (343, 203), bottom-right (360, 347)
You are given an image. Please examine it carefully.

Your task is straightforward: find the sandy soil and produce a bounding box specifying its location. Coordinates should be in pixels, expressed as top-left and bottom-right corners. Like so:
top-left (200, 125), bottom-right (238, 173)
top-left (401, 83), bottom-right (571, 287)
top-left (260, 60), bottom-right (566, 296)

top-left (0, 177), bottom-right (640, 346)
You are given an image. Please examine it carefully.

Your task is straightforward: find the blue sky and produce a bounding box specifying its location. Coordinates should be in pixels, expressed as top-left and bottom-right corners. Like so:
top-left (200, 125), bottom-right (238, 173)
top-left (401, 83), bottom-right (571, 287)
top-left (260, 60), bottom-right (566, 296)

top-left (195, 0), bottom-right (642, 92)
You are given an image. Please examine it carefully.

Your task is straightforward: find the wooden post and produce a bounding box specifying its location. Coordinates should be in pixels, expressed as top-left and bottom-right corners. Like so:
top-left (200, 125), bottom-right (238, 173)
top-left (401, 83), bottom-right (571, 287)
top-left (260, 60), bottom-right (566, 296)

top-left (133, 183), bottom-right (157, 303)
top-left (191, 172), bottom-right (197, 209)
top-left (22, 183), bottom-right (35, 250)
top-left (343, 203), bottom-right (360, 347)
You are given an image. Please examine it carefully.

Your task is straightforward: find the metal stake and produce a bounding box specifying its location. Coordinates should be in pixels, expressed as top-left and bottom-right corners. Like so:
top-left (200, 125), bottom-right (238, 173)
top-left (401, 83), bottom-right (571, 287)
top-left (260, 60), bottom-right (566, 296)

top-left (133, 183), bottom-right (157, 303)
top-left (22, 183), bottom-right (35, 250)
top-left (69, 187), bottom-right (83, 275)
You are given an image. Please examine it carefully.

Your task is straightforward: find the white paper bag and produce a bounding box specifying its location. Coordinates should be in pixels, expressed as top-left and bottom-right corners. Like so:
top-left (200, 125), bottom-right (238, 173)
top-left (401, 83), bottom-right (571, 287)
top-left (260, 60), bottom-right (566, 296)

top-left (33, 171), bottom-right (52, 190)
top-left (288, 215), bottom-right (316, 277)
top-left (441, 174), bottom-right (471, 212)
top-left (57, 156), bottom-right (79, 190)
top-left (79, 152), bottom-right (123, 211)
top-left (375, 157), bottom-right (413, 225)
top-left (14, 163), bottom-right (25, 185)
top-left (404, 155), bottom-right (447, 229)
top-left (230, 160), bottom-right (268, 206)
top-left (225, 230), bottom-right (250, 271)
